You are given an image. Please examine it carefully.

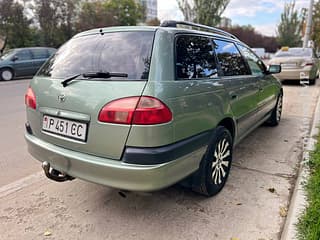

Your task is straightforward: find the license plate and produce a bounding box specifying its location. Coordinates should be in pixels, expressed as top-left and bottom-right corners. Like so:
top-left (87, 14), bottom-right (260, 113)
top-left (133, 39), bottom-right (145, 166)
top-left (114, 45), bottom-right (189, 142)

top-left (42, 115), bottom-right (88, 142)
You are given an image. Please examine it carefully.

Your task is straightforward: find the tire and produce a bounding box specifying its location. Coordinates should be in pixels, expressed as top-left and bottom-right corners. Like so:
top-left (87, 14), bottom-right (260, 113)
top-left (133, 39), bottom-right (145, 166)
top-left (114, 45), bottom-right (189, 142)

top-left (266, 93), bottom-right (283, 126)
top-left (309, 78), bottom-right (316, 85)
top-left (0, 68), bottom-right (14, 81)
top-left (192, 126), bottom-right (233, 197)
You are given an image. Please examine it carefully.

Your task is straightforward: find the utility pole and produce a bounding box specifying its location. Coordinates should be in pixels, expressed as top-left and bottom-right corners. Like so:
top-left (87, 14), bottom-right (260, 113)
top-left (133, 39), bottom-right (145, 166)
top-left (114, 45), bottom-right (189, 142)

top-left (303, 0), bottom-right (314, 48)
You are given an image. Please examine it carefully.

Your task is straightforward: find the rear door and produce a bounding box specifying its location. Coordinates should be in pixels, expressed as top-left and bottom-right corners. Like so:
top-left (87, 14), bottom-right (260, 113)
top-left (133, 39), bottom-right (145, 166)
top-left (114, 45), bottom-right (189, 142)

top-left (214, 39), bottom-right (259, 138)
top-left (28, 31), bottom-right (155, 160)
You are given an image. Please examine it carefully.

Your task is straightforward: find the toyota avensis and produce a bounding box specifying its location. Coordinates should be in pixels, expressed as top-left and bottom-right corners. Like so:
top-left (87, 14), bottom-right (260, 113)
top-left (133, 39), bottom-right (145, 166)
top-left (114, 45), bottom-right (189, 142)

top-left (25, 21), bottom-right (282, 197)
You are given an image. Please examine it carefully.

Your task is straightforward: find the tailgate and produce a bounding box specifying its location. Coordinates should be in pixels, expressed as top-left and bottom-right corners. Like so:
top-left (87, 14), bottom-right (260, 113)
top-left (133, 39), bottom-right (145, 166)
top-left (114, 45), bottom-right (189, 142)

top-left (28, 79), bottom-right (147, 160)
top-left (26, 30), bottom-right (155, 160)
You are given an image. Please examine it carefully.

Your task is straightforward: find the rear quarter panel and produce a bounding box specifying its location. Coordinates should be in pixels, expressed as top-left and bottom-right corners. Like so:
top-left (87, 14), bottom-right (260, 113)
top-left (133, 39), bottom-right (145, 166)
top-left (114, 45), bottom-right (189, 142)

top-left (126, 30), bottom-right (234, 147)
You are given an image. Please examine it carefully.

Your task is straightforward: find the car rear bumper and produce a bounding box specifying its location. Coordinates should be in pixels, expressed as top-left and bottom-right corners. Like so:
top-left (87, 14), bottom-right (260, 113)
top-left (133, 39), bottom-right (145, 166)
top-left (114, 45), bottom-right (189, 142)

top-left (25, 132), bottom-right (207, 191)
top-left (274, 68), bottom-right (316, 80)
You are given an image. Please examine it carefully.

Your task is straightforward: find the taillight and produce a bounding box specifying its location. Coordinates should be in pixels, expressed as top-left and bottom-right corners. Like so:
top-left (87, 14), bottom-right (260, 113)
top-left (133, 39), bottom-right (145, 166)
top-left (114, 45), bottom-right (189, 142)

top-left (304, 62), bottom-right (314, 66)
top-left (25, 87), bottom-right (36, 110)
top-left (98, 96), bottom-right (172, 125)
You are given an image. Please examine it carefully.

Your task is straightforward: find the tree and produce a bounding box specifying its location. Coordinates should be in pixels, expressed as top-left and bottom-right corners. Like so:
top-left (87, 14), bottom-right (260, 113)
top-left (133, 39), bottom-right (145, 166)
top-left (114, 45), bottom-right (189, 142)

top-left (34, 0), bottom-right (79, 47)
top-left (76, 1), bottom-right (117, 31)
top-left (76, 0), bottom-right (143, 31)
top-left (104, 0), bottom-right (144, 26)
top-left (60, 0), bottom-right (80, 40)
top-left (277, 1), bottom-right (302, 47)
top-left (223, 25), bottom-right (279, 52)
top-left (177, 0), bottom-right (230, 26)
top-left (0, 0), bottom-right (32, 52)
top-left (312, 2), bottom-right (320, 50)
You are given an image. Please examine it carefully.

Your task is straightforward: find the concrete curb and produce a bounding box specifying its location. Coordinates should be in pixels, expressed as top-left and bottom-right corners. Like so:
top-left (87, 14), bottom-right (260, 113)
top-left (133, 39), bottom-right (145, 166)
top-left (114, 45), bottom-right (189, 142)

top-left (281, 86), bottom-right (320, 240)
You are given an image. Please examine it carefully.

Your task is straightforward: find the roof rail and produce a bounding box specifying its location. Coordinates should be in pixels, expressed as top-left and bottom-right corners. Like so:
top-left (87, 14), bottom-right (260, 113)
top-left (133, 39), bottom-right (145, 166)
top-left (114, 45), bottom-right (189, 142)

top-left (160, 20), bottom-right (238, 40)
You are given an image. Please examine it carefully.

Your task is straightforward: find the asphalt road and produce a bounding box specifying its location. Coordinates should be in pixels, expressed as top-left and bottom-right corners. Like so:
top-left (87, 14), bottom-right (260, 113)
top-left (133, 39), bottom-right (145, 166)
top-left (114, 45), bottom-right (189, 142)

top-left (0, 79), bottom-right (319, 240)
top-left (0, 79), bottom-right (38, 186)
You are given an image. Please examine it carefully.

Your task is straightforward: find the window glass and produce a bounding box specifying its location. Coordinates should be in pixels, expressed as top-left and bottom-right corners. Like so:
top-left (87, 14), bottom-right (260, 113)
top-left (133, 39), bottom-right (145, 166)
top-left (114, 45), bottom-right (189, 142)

top-left (176, 35), bottom-right (218, 79)
top-left (16, 50), bottom-right (32, 61)
top-left (32, 49), bottom-right (48, 59)
top-left (38, 31), bottom-right (155, 80)
top-left (0, 49), bottom-right (14, 60)
top-left (237, 44), bottom-right (266, 76)
top-left (214, 39), bottom-right (250, 76)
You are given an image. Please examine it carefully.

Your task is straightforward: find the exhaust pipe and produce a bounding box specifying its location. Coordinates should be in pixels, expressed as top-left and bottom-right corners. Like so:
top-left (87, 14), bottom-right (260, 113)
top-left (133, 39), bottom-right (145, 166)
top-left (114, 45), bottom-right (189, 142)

top-left (42, 161), bottom-right (75, 182)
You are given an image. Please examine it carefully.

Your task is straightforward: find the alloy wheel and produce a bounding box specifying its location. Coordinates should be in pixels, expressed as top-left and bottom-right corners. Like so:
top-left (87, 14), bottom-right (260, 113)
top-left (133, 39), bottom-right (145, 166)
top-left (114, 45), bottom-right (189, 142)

top-left (212, 138), bottom-right (231, 185)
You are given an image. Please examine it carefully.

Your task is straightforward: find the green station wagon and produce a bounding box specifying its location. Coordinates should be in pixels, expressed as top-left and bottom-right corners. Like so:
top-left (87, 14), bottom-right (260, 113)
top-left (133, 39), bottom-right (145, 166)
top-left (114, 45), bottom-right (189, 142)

top-left (25, 21), bottom-right (282, 196)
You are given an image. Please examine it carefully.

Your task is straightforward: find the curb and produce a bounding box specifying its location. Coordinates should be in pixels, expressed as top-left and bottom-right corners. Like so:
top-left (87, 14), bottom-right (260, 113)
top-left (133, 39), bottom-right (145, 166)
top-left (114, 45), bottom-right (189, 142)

top-left (281, 86), bottom-right (320, 240)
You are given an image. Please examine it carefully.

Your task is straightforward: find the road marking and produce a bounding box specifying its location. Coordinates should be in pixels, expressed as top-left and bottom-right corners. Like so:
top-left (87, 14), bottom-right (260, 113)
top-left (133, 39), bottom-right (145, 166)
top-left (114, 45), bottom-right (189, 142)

top-left (0, 171), bottom-right (44, 198)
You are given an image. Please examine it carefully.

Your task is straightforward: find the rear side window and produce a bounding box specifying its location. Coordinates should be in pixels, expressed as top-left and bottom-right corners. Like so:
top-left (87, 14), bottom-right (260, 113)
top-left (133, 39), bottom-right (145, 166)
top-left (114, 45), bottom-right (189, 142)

top-left (176, 35), bottom-right (218, 79)
top-left (214, 39), bottom-right (250, 76)
top-left (38, 31), bottom-right (155, 80)
top-left (31, 49), bottom-right (48, 59)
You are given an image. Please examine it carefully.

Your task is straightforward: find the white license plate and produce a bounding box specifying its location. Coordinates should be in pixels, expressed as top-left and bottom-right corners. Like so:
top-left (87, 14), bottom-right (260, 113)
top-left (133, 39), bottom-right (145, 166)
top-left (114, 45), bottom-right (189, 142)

top-left (42, 115), bottom-right (88, 142)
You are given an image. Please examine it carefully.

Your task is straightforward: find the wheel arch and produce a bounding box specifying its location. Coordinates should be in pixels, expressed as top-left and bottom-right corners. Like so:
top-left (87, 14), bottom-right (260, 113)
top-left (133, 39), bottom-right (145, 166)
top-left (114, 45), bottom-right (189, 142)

top-left (0, 66), bottom-right (15, 75)
top-left (217, 117), bottom-right (236, 140)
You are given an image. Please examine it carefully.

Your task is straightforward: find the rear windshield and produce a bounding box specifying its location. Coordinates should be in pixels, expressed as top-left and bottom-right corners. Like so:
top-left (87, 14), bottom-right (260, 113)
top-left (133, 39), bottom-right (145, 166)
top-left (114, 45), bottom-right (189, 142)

top-left (37, 31), bottom-right (155, 80)
top-left (275, 48), bottom-right (312, 57)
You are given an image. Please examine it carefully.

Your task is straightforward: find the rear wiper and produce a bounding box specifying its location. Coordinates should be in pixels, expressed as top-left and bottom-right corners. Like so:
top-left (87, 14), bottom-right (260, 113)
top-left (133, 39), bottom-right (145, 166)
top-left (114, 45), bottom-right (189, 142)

top-left (61, 71), bottom-right (128, 87)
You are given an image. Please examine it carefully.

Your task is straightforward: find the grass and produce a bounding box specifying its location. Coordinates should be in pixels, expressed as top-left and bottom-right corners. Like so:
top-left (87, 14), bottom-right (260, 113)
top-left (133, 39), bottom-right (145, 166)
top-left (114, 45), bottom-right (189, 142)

top-left (297, 134), bottom-right (320, 240)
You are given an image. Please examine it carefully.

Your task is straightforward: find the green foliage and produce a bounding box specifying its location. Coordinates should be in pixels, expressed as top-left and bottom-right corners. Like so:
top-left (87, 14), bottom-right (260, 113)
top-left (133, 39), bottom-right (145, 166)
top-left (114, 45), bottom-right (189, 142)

top-left (0, 0), bottom-right (33, 51)
top-left (104, 0), bottom-right (144, 26)
top-left (223, 26), bottom-right (279, 52)
top-left (312, 2), bottom-right (320, 50)
top-left (0, 0), bottom-right (144, 50)
top-left (177, 0), bottom-right (230, 26)
top-left (277, 1), bottom-right (302, 47)
top-left (297, 135), bottom-right (320, 240)
top-left (76, 1), bottom-right (115, 31)
top-left (35, 0), bottom-right (80, 47)
top-left (76, 0), bottom-right (143, 31)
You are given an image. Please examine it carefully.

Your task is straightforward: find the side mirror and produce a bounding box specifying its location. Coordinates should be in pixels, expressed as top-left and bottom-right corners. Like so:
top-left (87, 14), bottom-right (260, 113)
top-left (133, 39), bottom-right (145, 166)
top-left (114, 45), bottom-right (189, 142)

top-left (11, 55), bottom-right (18, 61)
top-left (267, 64), bottom-right (281, 74)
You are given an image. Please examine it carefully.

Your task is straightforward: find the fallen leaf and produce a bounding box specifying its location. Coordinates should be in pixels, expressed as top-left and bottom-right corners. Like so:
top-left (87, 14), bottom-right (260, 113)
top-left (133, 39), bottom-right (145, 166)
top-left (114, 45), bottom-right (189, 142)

top-left (280, 207), bottom-right (288, 217)
top-left (231, 238), bottom-right (240, 240)
top-left (236, 203), bottom-right (242, 206)
top-left (44, 230), bottom-right (52, 236)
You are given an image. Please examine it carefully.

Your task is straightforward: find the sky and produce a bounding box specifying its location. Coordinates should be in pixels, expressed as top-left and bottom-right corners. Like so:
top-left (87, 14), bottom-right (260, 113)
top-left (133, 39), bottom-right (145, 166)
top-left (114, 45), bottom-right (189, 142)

top-left (158, 0), bottom-right (311, 37)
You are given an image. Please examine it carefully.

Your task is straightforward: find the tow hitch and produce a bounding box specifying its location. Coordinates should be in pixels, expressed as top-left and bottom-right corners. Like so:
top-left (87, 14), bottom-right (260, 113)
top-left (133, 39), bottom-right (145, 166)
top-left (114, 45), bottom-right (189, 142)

top-left (42, 161), bottom-right (75, 182)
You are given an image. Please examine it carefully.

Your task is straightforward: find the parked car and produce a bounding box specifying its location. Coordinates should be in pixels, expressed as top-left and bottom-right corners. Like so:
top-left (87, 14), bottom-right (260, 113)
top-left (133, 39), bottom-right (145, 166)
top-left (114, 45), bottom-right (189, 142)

top-left (268, 47), bottom-right (319, 85)
top-left (0, 47), bottom-right (56, 81)
top-left (25, 21), bottom-right (282, 197)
